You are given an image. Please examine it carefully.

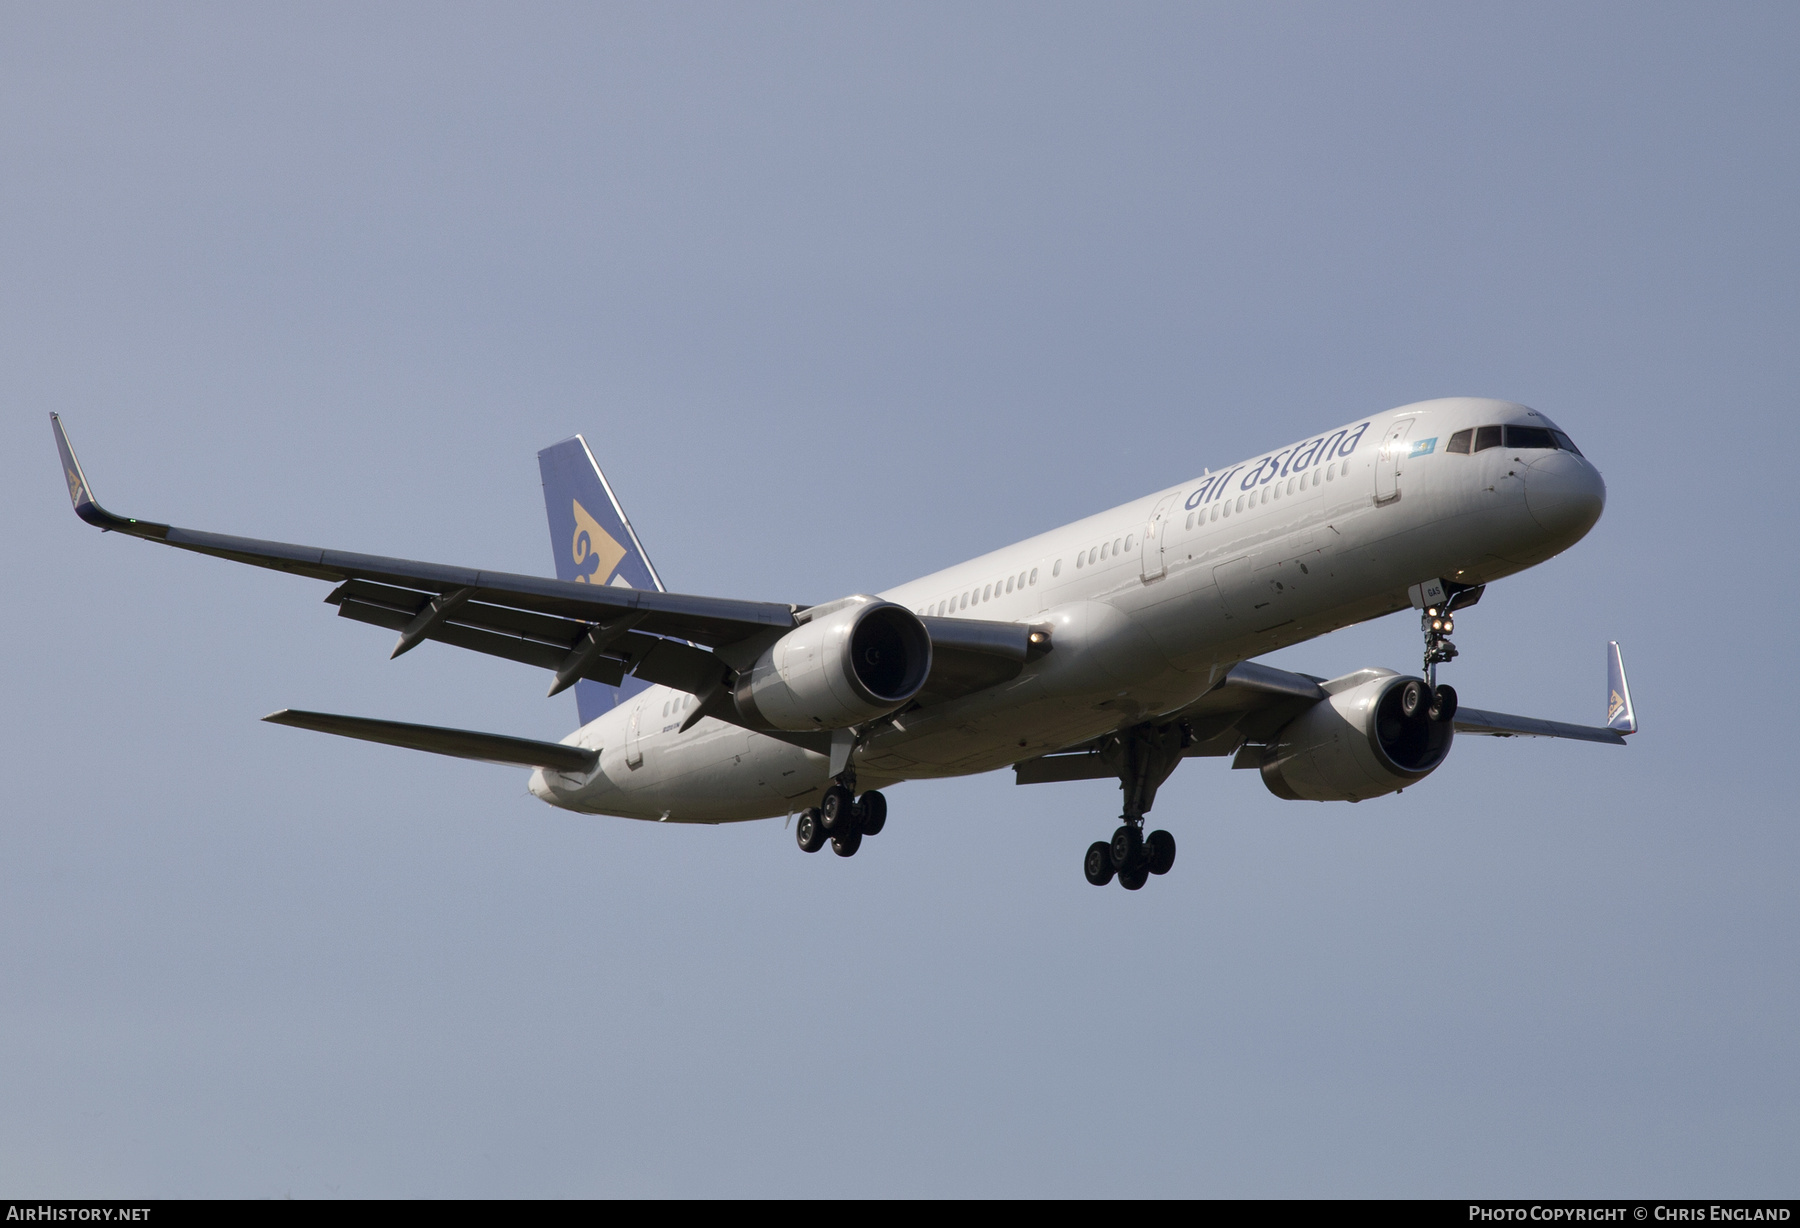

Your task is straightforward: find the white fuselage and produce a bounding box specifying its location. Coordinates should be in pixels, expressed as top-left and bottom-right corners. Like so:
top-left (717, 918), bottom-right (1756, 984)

top-left (529, 397), bottom-right (1606, 822)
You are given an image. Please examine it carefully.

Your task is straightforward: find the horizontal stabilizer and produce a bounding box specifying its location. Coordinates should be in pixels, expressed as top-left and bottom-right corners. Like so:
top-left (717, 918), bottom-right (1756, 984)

top-left (263, 709), bottom-right (599, 772)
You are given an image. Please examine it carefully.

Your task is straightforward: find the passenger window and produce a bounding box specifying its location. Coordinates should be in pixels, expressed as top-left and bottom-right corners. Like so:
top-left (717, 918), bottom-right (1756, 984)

top-left (1124, 535), bottom-right (1133, 552)
top-left (1234, 495), bottom-right (1244, 512)
top-left (981, 584), bottom-right (990, 601)
top-left (1312, 470), bottom-right (1321, 487)
top-left (1089, 547), bottom-right (1098, 564)
top-left (1185, 512), bottom-right (1194, 530)
top-left (1447, 429), bottom-right (1473, 454)
top-left (1075, 553), bottom-right (1083, 569)
top-left (1031, 567), bottom-right (1040, 583)
top-left (1504, 425), bottom-right (1555, 450)
top-left (1211, 505), bottom-right (1219, 521)
top-left (1006, 576), bottom-right (1014, 594)
top-left (1049, 561), bottom-right (1058, 578)
top-left (1325, 465), bottom-right (1334, 481)
top-left (1474, 425), bottom-right (1502, 452)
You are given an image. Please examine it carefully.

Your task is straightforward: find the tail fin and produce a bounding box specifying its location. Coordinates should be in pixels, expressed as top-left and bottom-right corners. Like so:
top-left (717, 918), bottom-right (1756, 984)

top-left (1606, 641), bottom-right (1637, 735)
top-left (537, 435), bottom-right (666, 726)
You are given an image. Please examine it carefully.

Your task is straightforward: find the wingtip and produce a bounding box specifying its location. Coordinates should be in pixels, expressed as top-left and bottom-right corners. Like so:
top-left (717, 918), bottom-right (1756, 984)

top-left (48, 414), bottom-right (171, 538)
top-left (1606, 641), bottom-right (1637, 736)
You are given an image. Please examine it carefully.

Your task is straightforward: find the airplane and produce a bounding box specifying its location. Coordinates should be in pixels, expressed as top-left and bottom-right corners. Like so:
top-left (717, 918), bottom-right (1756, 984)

top-left (50, 396), bottom-right (1635, 890)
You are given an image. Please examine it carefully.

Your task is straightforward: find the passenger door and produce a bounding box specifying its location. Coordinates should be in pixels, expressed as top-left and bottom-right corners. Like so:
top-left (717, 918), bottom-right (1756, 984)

top-left (625, 701), bottom-right (644, 769)
top-left (1374, 417), bottom-right (1416, 504)
top-left (1140, 493), bottom-right (1179, 583)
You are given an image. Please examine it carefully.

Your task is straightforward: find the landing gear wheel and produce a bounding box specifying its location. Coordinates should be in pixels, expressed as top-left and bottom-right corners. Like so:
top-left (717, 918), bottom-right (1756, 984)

top-left (1145, 829), bottom-right (1176, 876)
top-left (1110, 824), bottom-right (1143, 871)
top-left (1428, 684), bottom-right (1458, 724)
top-left (830, 827), bottom-right (863, 858)
top-left (1399, 679), bottom-right (1428, 719)
top-left (1118, 863), bottom-right (1150, 890)
top-left (819, 785), bottom-right (855, 832)
top-left (857, 790), bottom-right (887, 836)
top-left (1084, 842), bottom-right (1116, 886)
top-left (795, 809), bottom-right (826, 853)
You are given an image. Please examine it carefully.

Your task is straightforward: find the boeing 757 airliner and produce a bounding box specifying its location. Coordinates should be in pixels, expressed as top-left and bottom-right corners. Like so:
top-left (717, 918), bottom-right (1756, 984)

top-left (51, 397), bottom-right (1634, 890)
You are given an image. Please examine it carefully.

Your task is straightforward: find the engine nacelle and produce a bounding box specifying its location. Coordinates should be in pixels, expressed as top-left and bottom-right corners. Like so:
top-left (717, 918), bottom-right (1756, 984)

top-left (1259, 669), bottom-right (1454, 802)
top-left (733, 597), bottom-right (932, 731)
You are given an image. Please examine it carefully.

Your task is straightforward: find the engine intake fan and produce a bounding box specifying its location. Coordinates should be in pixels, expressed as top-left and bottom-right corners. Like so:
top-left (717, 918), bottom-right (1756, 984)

top-left (1258, 669), bottom-right (1455, 802)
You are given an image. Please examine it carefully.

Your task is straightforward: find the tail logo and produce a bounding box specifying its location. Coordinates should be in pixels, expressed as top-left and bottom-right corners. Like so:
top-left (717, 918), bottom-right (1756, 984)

top-left (570, 498), bottom-right (628, 585)
top-left (64, 465), bottom-right (86, 507)
top-left (1608, 688), bottom-right (1626, 723)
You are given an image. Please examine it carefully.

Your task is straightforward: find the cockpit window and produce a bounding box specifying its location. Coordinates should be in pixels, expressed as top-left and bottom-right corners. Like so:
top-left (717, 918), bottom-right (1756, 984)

top-left (1459, 423), bottom-right (1584, 457)
top-left (1503, 425), bottom-right (1556, 450)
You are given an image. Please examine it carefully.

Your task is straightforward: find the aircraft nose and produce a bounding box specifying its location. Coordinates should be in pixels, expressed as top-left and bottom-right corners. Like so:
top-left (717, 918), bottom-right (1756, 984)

top-left (1524, 451), bottom-right (1605, 542)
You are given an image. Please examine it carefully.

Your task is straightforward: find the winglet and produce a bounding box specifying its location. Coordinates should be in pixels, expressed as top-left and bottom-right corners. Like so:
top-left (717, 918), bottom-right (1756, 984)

top-left (1606, 641), bottom-right (1636, 735)
top-left (49, 414), bottom-right (170, 538)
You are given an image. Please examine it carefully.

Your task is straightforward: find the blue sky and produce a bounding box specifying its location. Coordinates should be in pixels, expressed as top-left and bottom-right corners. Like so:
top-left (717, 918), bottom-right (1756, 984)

top-left (2, 2), bottom-right (1795, 1196)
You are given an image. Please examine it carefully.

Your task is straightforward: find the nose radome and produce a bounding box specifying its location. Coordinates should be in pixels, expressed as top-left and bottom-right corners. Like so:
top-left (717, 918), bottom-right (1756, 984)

top-left (1524, 451), bottom-right (1605, 542)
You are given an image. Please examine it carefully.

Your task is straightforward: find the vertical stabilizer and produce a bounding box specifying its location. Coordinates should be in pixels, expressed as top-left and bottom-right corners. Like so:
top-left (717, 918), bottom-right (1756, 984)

top-left (537, 435), bottom-right (666, 726)
top-left (1606, 641), bottom-right (1636, 735)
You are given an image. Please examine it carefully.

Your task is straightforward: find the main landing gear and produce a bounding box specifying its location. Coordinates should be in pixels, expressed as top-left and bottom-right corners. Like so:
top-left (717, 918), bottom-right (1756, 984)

top-left (1084, 823), bottom-right (1176, 889)
top-left (795, 783), bottom-right (887, 858)
top-left (1082, 722), bottom-right (1186, 891)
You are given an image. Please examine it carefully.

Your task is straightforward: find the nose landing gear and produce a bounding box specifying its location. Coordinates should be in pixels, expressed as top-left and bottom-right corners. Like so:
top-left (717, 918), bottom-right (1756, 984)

top-left (1420, 580), bottom-right (1483, 715)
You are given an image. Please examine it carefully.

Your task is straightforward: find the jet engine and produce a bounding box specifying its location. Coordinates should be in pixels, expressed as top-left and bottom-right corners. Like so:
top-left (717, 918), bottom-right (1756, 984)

top-left (1258, 670), bottom-right (1455, 802)
top-left (733, 597), bottom-right (932, 731)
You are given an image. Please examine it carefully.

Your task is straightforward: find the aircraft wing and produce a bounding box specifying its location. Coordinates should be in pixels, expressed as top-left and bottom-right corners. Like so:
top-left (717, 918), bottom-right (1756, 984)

top-left (1450, 708), bottom-right (1625, 744)
top-left (51, 416), bottom-right (1025, 710)
top-left (1015, 650), bottom-right (1632, 784)
top-left (52, 415), bottom-right (804, 700)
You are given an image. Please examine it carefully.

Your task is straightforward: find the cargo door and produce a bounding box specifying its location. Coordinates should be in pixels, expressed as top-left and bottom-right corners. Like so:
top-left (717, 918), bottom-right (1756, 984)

top-left (1212, 555), bottom-right (1252, 621)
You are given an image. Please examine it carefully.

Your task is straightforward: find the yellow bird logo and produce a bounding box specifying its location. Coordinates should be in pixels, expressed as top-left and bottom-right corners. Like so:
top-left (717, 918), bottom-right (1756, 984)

top-left (571, 499), bottom-right (627, 585)
top-left (1608, 689), bottom-right (1626, 723)
top-left (65, 465), bottom-right (86, 507)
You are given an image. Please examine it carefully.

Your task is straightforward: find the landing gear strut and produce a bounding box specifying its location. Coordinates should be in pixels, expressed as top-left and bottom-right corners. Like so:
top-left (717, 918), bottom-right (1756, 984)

top-left (1082, 722), bottom-right (1184, 890)
top-left (1418, 579), bottom-right (1476, 723)
top-left (795, 783), bottom-right (888, 859)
